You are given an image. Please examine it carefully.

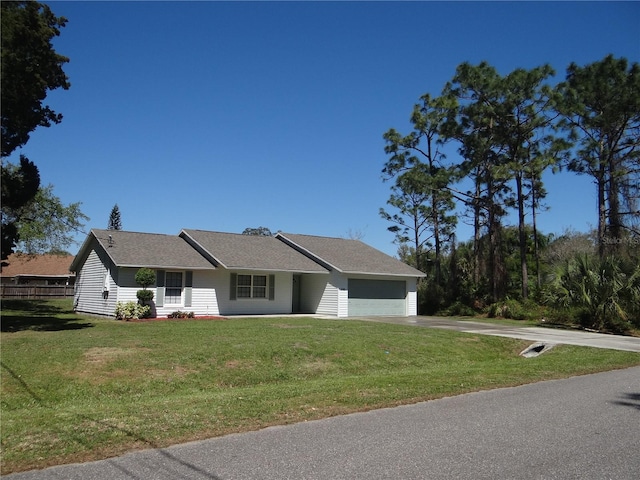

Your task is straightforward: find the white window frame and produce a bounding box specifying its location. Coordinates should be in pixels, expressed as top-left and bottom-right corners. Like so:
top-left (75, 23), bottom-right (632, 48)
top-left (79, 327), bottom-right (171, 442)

top-left (164, 271), bottom-right (183, 305)
top-left (236, 274), bottom-right (268, 299)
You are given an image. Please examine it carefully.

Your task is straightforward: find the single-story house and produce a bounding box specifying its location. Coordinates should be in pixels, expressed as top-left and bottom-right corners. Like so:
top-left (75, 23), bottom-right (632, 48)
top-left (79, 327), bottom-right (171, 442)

top-left (69, 228), bottom-right (425, 318)
top-left (1, 254), bottom-right (75, 285)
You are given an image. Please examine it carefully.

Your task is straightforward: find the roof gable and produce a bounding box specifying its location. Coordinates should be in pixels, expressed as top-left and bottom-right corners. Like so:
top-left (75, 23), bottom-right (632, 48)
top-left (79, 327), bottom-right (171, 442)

top-left (71, 229), bottom-right (215, 271)
top-left (180, 229), bottom-right (328, 273)
top-left (276, 233), bottom-right (425, 277)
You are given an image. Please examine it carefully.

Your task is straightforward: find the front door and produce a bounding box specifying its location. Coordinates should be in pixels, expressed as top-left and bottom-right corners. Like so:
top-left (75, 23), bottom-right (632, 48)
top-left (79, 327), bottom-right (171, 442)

top-left (292, 274), bottom-right (301, 313)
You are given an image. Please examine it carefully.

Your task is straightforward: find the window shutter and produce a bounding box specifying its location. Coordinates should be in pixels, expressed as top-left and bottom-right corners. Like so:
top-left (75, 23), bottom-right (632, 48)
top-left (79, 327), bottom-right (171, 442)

top-left (156, 270), bottom-right (165, 307)
top-left (230, 273), bottom-right (237, 300)
top-left (268, 274), bottom-right (275, 301)
top-left (184, 271), bottom-right (193, 307)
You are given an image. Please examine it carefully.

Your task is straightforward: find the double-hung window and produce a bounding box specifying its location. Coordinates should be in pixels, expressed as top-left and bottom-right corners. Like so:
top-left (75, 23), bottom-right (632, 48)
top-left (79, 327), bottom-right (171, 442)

top-left (231, 274), bottom-right (274, 300)
top-left (237, 274), bottom-right (267, 298)
top-left (165, 271), bottom-right (183, 304)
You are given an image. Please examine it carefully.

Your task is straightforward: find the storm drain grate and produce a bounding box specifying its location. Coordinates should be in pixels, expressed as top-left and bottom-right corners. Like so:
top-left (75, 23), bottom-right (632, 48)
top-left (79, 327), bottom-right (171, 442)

top-left (520, 342), bottom-right (556, 358)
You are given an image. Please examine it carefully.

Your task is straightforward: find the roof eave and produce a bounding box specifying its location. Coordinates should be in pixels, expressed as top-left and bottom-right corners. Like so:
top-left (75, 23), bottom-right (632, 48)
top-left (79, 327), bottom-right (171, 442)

top-left (225, 266), bottom-right (329, 274)
top-left (117, 264), bottom-right (215, 270)
top-left (342, 270), bottom-right (426, 278)
top-left (13, 274), bottom-right (75, 278)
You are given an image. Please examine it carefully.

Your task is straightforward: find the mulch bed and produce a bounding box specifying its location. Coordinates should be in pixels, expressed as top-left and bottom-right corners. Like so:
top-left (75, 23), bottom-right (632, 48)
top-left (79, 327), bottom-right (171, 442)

top-left (126, 316), bottom-right (227, 323)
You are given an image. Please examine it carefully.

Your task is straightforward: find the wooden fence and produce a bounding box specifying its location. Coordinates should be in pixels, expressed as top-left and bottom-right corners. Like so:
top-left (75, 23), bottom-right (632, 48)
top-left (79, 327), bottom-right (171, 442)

top-left (0, 285), bottom-right (75, 299)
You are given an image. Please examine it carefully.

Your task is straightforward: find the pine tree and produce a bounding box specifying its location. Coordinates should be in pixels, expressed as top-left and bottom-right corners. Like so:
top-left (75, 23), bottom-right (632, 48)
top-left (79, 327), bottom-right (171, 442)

top-left (555, 55), bottom-right (640, 257)
top-left (107, 204), bottom-right (122, 230)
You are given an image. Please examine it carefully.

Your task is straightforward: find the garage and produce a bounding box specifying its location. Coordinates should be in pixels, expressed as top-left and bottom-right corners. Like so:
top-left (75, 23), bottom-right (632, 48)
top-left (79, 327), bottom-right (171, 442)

top-left (347, 279), bottom-right (407, 316)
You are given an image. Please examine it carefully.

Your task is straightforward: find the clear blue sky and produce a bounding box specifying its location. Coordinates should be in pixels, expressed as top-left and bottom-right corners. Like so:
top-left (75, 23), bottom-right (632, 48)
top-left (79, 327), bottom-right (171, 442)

top-left (12, 1), bottom-right (640, 256)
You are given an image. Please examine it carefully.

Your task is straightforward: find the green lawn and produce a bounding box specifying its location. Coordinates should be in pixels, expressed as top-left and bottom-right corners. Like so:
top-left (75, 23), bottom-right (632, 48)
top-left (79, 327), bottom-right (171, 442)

top-left (2, 299), bottom-right (639, 474)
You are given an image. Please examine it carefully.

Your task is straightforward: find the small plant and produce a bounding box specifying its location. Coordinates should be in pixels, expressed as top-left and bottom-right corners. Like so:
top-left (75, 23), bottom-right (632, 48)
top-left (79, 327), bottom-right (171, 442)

top-left (441, 300), bottom-right (477, 317)
top-left (135, 268), bottom-right (156, 288)
top-left (167, 311), bottom-right (195, 319)
top-left (136, 289), bottom-right (154, 303)
top-left (487, 299), bottom-right (531, 320)
top-left (135, 267), bottom-right (156, 305)
top-left (115, 301), bottom-right (151, 320)
top-left (544, 254), bottom-right (640, 333)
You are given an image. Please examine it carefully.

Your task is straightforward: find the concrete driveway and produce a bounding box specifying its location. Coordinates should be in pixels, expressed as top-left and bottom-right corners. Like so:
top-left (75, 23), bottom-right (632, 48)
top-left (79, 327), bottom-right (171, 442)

top-left (353, 316), bottom-right (640, 353)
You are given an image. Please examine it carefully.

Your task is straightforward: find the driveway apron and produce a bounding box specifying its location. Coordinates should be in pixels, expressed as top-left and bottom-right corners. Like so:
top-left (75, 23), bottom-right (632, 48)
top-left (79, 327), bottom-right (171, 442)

top-left (352, 316), bottom-right (640, 352)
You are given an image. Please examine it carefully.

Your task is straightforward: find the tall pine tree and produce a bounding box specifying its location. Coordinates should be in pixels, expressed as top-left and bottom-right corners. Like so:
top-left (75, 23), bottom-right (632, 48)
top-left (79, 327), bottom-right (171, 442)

top-left (108, 204), bottom-right (122, 230)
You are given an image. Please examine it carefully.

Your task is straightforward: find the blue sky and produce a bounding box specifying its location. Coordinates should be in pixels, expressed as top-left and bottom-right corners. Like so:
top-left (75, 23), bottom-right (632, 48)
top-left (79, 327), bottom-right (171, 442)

top-left (11, 1), bottom-right (640, 256)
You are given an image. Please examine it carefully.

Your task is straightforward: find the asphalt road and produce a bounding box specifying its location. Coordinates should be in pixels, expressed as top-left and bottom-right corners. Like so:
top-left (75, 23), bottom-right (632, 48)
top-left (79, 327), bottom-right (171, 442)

top-left (7, 366), bottom-right (640, 480)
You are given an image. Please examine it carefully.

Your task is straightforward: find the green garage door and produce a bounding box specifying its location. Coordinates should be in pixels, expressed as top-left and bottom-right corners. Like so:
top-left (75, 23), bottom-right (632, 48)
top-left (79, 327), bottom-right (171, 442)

top-left (348, 279), bottom-right (406, 316)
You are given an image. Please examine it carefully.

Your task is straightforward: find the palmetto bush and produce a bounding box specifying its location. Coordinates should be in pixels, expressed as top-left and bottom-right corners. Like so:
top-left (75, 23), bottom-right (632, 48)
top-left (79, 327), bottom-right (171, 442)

top-left (544, 254), bottom-right (640, 333)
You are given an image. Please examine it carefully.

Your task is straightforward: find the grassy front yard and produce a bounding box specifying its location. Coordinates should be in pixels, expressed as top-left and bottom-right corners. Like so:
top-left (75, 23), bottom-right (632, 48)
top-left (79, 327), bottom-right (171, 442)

top-left (2, 299), bottom-right (639, 474)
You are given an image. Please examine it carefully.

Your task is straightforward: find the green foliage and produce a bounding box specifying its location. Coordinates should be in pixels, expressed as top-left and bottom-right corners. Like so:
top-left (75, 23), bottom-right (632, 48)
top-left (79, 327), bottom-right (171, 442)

top-left (115, 301), bottom-right (151, 320)
top-left (167, 310), bottom-right (195, 319)
top-left (487, 299), bottom-right (544, 321)
top-left (543, 254), bottom-right (640, 332)
top-left (382, 94), bottom-right (457, 277)
top-left (555, 55), bottom-right (640, 255)
top-left (417, 281), bottom-right (446, 315)
top-left (384, 55), bottom-right (638, 313)
top-left (136, 289), bottom-right (154, 303)
top-left (242, 227), bottom-right (273, 236)
top-left (107, 204), bottom-right (122, 230)
top-left (4, 299), bottom-right (639, 472)
top-left (1, 1), bottom-right (76, 260)
top-left (11, 185), bottom-right (88, 255)
top-left (134, 267), bottom-right (155, 289)
top-left (1, 1), bottom-right (70, 157)
top-left (1, 156), bottom-right (40, 259)
top-left (440, 301), bottom-right (478, 317)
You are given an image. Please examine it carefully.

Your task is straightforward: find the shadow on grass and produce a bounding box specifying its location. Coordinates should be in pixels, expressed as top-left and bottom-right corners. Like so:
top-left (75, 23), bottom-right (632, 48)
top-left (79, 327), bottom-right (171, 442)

top-left (1, 299), bottom-right (94, 332)
top-left (2, 358), bottom-right (222, 479)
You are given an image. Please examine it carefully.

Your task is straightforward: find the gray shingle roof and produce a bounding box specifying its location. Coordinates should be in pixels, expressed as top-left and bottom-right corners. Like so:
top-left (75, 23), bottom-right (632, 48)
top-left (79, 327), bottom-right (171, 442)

top-left (75, 229), bottom-right (215, 270)
top-left (180, 229), bottom-right (329, 273)
top-left (276, 233), bottom-right (426, 277)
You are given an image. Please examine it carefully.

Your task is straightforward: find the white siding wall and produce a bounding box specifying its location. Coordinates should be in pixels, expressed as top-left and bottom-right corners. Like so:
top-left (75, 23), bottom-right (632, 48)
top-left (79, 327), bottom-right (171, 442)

top-left (298, 273), bottom-right (422, 318)
top-left (148, 269), bottom-right (221, 318)
top-left (190, 270), bottom-right (220, 316)
top-left (74, 247), bottom-right (116, 316)
top-left (74, 248), bottom-right (421, 319)
top-left (216, 270), bottom-right (293, 316)
top-left (337, 283), bottom-right (349, 317)
top-left (300, 273), bottom-right (335, 315)
top-left (406, 278), bottom-right (418, 316)
top-left (110, 269), bottom-right (222, 318)
top-left (311, 271), bottom-right (347, 317)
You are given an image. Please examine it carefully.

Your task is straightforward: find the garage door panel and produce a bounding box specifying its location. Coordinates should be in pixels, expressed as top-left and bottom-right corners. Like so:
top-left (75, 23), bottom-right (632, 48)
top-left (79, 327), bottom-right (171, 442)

top-left (348, 279), bottom-right (406, 316)
top-left (348, 280), bottom-right (405, 299)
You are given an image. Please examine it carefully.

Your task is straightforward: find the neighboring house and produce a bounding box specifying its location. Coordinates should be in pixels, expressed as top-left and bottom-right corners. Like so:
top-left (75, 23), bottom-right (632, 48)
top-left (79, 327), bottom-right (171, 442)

top-left (70, 229), bottom-right (425, 318)
top-left (0, 254), bottom-right (75, 285)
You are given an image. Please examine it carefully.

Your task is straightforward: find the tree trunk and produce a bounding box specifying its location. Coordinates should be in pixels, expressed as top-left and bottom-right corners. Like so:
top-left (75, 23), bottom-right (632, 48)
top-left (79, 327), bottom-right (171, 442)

top-left (515, 171), bottom-right (529, 300)
top-left (531, 172), bottom-right (541, 291)
top-left (432, 186), bottom-right (442, 287)
top-left (473, 171), bottom-right (482, 286)
top-left (414, 209), bottom-right (422, 272)
top-left (487, 176), bottom-right (498, 303)
top-left (598, 161), bottom-right (607, 259)
top-left (607, 150), bottom-right (622, 252)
